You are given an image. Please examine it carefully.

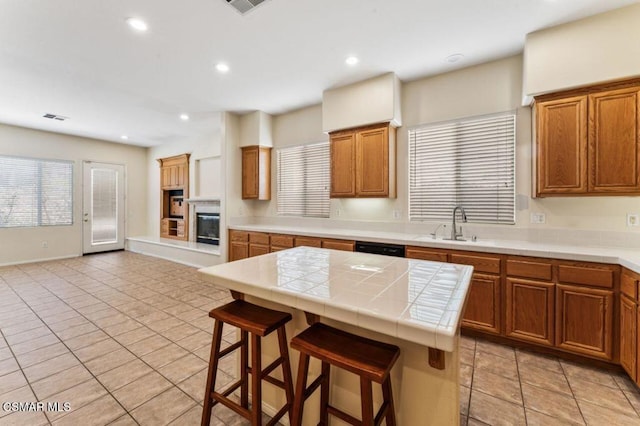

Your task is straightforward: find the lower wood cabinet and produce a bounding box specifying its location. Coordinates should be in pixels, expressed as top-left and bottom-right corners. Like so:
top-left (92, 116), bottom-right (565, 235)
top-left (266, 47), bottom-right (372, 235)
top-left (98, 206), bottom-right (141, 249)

top-left (294, 236), bottom-right (322, 248)
top-left (462, 273), bottom-right (501, 335)
top-left (556, 284), bottom-right (614, 361)
top-left (406, 246), bottom-right (448, 262)
top-left (505, 278), bottom-right (555, 346)
top-left (322, 239), bottom-right (355, 251)
top-left (620, 294), bottom-right (637, 380)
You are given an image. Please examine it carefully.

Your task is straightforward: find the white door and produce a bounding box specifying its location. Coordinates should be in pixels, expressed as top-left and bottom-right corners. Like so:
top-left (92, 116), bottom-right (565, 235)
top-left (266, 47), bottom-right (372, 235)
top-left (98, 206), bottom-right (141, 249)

top-left (83, 162), bottom-right (125, 253)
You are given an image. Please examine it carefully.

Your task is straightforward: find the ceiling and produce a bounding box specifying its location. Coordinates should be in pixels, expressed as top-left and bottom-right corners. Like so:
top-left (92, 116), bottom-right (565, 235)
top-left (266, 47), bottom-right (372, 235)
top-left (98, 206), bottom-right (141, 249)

top-left (0, 0), bottom-right (637, 147)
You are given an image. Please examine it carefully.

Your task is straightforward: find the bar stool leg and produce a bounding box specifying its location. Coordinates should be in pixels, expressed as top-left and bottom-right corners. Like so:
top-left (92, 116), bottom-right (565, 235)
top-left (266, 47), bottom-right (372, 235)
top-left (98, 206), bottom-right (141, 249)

top-left (240, 330), bottom-right (249, 409)
top-left (360, 376), bottom-right (374, 425)
top-left (201, 320), bottom-right (223, 426)
top-left (382, 377), bottom-right (396, 426)
top-left (277, 327), bottom-right (294, 421)
top-left (291, 352), bottom-right (310, 426)
top-left (251, 334), bottom-right (262, 426)
top-left (319, 361), bottom-right (330, 426)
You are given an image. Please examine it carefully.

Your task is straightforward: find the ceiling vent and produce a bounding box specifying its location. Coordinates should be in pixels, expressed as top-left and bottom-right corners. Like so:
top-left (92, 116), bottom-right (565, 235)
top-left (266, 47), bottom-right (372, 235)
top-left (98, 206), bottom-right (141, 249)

top-left (43, 113), bottom-right (69, 121)
top-left (225, 0), bottom-right (267, 15)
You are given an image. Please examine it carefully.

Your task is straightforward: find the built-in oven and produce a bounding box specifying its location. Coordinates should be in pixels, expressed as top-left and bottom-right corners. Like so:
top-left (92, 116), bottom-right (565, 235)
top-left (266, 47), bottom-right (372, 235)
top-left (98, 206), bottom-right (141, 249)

top-left (196, 210), bottom-right (220, 245)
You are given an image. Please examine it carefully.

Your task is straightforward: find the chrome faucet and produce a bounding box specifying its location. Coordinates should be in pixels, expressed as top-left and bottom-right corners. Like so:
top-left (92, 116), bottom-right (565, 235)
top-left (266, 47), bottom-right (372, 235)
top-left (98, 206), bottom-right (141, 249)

top-left (447, 205), bottom-right (467, 241)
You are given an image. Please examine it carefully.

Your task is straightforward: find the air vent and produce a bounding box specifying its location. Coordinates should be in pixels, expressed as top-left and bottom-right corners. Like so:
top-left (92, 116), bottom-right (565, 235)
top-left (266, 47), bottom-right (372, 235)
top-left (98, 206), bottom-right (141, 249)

top-left (225, 0), bottom-right (266, 15)
top-left (43, 113), bottom-right (69, 121)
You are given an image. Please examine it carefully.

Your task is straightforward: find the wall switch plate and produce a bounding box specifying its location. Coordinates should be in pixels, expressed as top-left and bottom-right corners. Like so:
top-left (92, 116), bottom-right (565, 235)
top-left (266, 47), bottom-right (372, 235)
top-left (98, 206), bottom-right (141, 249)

top-left (392, 210), bottom-right (401, 219)
top-left (41, 241), bottom-right (48, 248)
top-left (627, 213), bottom-right (640, 227)
top-left (530, 212), bottom-right (546, 224)
top-left (335, 208), bottom-right (341, 217)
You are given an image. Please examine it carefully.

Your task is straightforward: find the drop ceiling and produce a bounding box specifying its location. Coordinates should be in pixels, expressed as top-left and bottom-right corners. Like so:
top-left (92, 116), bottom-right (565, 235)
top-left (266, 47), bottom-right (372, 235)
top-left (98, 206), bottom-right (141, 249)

top-left (0, 0), bottom-right (636, 147)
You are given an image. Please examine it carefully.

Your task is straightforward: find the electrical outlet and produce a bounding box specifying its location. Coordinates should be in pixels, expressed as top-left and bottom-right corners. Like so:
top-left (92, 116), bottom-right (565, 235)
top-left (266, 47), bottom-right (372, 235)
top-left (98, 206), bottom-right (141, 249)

top-left (530, 212), bottom-right (546, 224)
top-left (627, 213), bottom-right (640, 227)
top-left (42, 241), bottom-right (48, 248)
top-left (392, 210), bottom-right (401, 219)
top-left (335, 208), bottom-right (341, 217)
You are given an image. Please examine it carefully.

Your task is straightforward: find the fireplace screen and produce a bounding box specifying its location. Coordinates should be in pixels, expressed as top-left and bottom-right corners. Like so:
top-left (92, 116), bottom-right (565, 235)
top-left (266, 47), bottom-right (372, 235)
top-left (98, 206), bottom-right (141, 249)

top-left (196, 213), bottom-right (219, 245)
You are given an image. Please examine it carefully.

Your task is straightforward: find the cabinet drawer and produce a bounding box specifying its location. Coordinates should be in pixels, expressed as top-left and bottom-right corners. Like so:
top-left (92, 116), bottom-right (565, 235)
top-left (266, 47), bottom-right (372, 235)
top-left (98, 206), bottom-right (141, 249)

top-left (557, 264), bottom-right (614, 289)
top-left (451, 253), bottom-right (501, 274)
top-left (322, 239), bottom-right (355, 252)
top-left (230, 230), bottom-right (249, 242)
top-left (249, 232), bottom-right (269, 245)
top-left (295, 236), bottom-right (322, 248)
top-left (270, 234), bottom-right (294, 248)
top-left (161, 219), bottom-right (169, 232)
top-left (621, 270), bottom-right (639, 300)
top-left (406, 247), bottom-right (448, 262)
top-left (506, 259), bottom-right (552, 281)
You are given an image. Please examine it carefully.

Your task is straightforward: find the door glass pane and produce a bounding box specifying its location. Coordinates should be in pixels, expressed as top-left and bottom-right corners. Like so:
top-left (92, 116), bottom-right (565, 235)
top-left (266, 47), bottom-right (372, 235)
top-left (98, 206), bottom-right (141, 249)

top-left (91, 168), bottom-right (118, 244)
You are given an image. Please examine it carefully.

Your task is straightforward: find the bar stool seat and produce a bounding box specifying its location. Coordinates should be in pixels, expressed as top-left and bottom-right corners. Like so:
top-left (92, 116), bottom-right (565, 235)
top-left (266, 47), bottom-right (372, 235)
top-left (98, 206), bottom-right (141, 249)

top-left (201, 299), bottom-right (294, 426)
top-left (290, 323), bottom-right (400, 426)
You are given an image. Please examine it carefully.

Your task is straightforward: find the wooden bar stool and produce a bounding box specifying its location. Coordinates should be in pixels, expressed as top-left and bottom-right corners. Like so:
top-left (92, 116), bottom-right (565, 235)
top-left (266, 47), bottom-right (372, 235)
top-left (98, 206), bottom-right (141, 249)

top-left (201, 300), bottom-right (295, 426)
top-left (290, 323), bottom-right (400, 426)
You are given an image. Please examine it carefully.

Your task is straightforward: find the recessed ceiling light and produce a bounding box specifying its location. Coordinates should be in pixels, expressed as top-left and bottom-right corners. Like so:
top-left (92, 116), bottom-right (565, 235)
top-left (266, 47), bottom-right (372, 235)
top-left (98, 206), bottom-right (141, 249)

top-left (121, 135), bottom-right (129, 140)
top-left (345, 56), bottom-right (359, 66)
top-left (126, 17), bottom-right (148, 32)
top-left (216, 63), bottom-right (230, 73)
top-left (180, 114), bottom-right (190, 121)
top-left (445, 53), bottom-right (464, 63)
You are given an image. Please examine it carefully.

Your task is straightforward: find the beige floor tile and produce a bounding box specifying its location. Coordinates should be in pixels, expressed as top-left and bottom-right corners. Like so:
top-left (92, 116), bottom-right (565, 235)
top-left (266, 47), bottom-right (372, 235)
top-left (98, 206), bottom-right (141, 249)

top-left (525, 408), bottom-right (584, 425)
top-left (15, 342), bottom-right (69, 368)
top-left (51, 394), bottom-right (126, 426)
top-left (0, 371), bottom-right (28, 396)
top-left (515, 349), bottom-right (563, 374)
top-left (113, 326), bottom-right (156, 346)
top-left (518, 362), bottom-right (572, 396)
top-left (64, 330), bottom-right (110, 351)
top-left (55, 322), bottom-right (99, 341)
top-left (127, 334), bottom-right (172, 357)
top-left (137, 311), bottom-right (172, 325)
top-left (159, 354), bottom-right (208, 384)
top-left (175, 331), bottom-right (212, 352)
top-left (476, 339), bottom-right (516, 361)
top-left (460, 335), bottom-right (476, 350)
top-left (521, 383), bottom-right (582, 424)
top-left (613, 373), bottom-right (640, 393)
top-left (108, 414), bottom-right (139, 425)
top-left (460, 346), bottom-right (475, 367)
top-left (97, 359), bottom-right (153, 391)
top-left (460, 362), bottom-right (473, 388)
top-left (473, 367), bottom-right (523, 405)
top-left (467, 417), bottom-right (489, 426)
top-left (4, 326), bottom-right (53, 346)
top-left (193, 344), bottom-right (213, 363)
top-left (577, 399), bottom-right (640, 426)
top-left (130, 387), bottom-right (197, 425)
top-left (0, 348), bottom-right (12, 363)
top-left (161, 322), bottom-right (202, 342)
top-left (102, 319), bottom-right (143, 336)
top-left (93, 313), bottom-right (132, 329)
top-left (474, 350), bottom-right (519, 380)
top-left (560, 360), bottom-right (618, 389)
top-left (112, 371), bottom-right (173, 411)
top-left (0, 358), bottom-right (19, 377)
top-left (0, 409), bottom-right (49, 425)
top-left (40, 311), bottom-right (82, 326)
top-left (23, 353), bottom-right (80, 383)
top-left (31, 364), bottom-right (93, 400)
top-left (48, 316), bottom-right (91, 332)
top-left (623, 388), bottom-right (640, 414)
top-left (72, 338), bottom-right (123, 363)
top-left (0, 386), bottom-right (36, 419)
top-left (10, 333), bottom-right (61, 355)
top-left (141, 343), bottom-right (190, 370)
top-left (147, 317), bottom-right (186, 334)
top-left (168, 405), bottom-right (203, 425)
top-left (43, 379), bottom-right (108, 421)
top-left (469, 390), bottom-right (526, 426)
top-left (460, 385), bottom-right (471, 416)
top-left (83, 348), bottom-right (136, 376)
top-left (567, 374), bottom-right (637, 416)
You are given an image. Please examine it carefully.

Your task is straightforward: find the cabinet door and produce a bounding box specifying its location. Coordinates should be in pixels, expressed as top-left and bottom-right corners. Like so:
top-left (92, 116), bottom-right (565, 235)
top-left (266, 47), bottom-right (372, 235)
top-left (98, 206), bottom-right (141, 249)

top-left (356, 125), bottom-right (389, 197)
top-left (462, 273), bottom-right (501, 335)
top-left (589, 87), bottom-right (640, 193)
top-left (229, 242), bottom-right (249, 261)
top-left (406, 247), bottom-right (448, 262)
top-left (505, 278), bottom-right (554, 346)
top-left (536, 96), bottom-right (588, 195)
top-left (294, 236), bottom-right (322, 248)
top-left (249, 244), bottom-right (270, 258)
top-left (620, 295), bottom-right (637, 381)
top-left (555, 284), bottom-right (613, 360)
top-left (330, 132), bottom-right (356, 197)
top-left (321, 239), bottom-right (354, 252)
top-left (242, 147), bottom-right (259, 199)
top-left (161, 167), bottom-right (173, 189)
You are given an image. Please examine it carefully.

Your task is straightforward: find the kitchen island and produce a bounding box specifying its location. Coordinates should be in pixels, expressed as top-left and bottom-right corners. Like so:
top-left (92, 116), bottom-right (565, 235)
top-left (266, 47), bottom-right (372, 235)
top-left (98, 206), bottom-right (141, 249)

top-left (199, 246), bottom-right (473, 425)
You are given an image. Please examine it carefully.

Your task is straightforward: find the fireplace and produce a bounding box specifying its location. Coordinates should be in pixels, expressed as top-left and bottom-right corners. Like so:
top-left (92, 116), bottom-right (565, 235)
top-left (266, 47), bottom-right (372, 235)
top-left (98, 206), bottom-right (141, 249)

top-left (196, 212), bottom-right (220, 245)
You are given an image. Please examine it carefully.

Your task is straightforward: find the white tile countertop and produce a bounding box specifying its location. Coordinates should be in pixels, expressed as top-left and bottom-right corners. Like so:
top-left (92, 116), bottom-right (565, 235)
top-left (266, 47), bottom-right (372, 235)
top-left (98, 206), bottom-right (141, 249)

top-left (228, 223), bottom-right (640, 274)
top-left (198, 247), bottom-right (474, 352)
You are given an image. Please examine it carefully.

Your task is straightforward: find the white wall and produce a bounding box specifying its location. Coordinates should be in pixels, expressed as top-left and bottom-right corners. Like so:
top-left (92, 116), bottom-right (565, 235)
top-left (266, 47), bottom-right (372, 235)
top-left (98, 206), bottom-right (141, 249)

top-left (524, 3), bottom-right (640, 97)
top-left (235, 54), bottom-right (640, 235)
top-left (0, 123), bottom-right (148, 265)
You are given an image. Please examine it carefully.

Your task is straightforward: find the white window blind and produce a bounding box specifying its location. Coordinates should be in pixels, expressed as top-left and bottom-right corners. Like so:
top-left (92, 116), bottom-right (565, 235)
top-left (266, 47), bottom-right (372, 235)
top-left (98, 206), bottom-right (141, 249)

top-left (277, 142), bottom-right (330, 218)
top-left (0, 156), bottom-right (73, 228)
top-left (409, 112), bottom-right (515, 224)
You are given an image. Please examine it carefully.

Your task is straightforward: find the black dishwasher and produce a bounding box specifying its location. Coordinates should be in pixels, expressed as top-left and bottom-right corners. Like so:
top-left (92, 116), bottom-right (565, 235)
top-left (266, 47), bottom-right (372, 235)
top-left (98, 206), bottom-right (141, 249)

top-left (355, 241), bottom-right (405, 257)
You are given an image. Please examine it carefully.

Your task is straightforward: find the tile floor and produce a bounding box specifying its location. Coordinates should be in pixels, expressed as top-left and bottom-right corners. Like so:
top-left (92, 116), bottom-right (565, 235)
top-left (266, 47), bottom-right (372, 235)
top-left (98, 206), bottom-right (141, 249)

top-left (0, 251), bottom-right (638, 425)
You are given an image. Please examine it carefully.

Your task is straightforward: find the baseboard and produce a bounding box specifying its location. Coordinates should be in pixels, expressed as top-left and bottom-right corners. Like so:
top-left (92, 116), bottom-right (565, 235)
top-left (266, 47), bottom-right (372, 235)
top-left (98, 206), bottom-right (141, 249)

top-left (0, 254), bottom-right (80, 268)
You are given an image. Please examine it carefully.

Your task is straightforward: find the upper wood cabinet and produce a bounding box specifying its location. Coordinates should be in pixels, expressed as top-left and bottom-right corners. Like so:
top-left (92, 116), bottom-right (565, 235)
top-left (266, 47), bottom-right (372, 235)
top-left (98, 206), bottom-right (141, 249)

top-left (330, 123), bottom-right (396, 198)
top-left (535, 80), bottom-right (640, 196)
top-left (242, 146), bottom-right (271, 200)
top-left (159, 153), bottom-right (189, 190)
top-left (158, 154), bottom-right (189, 241)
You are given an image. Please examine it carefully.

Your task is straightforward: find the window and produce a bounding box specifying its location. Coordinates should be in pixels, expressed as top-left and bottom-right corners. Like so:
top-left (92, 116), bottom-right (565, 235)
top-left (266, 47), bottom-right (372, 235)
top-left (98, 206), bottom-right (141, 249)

top-left (277, 142), bottom-right (330, 218)
top-left (0, 156), bottom-right (73, 228)
top-left (409, 112), bottom-right (515, 224)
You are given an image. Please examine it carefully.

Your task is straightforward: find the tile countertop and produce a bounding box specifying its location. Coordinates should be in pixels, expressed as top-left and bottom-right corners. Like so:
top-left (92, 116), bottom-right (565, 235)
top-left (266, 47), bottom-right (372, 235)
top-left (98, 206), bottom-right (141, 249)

top-left (198, 247), bottom-right (474, 352)
top-left (228, 224), bottom-right (640, 275)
